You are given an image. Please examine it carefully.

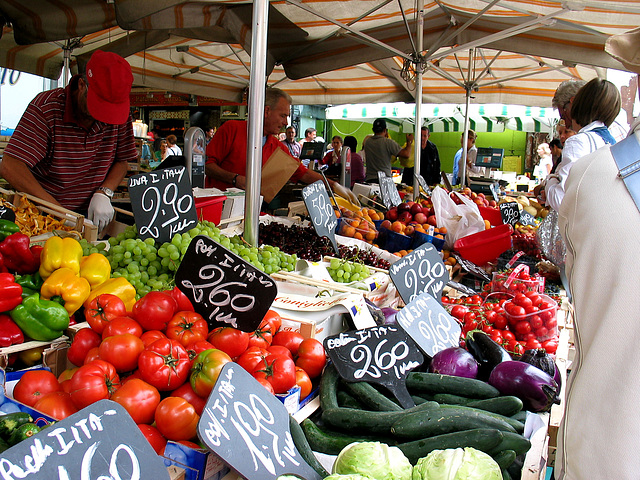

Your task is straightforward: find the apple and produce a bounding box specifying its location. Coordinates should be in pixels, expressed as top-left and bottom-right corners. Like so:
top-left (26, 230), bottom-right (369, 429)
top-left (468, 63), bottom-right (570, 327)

top-left (489, 200), bottom-right (497, 207)
top-left (391, 221), bottom-right (405, 233)
top-left (410, 203), bottom-right (423, 216)
top-left (414, 212), bottom-right (427, 224)
top-left (404, 225), bottom-right (415, 236)
top-left (397, 202), bottom-right (412, 213)
top-left (427, 215), bottom-right (438, 227)
top-left (398, 211), bottom-right (413, 224)
top-left (380, 220), bottom-right (392, 230)
top-left (386, 207), bottom-right (398, 221)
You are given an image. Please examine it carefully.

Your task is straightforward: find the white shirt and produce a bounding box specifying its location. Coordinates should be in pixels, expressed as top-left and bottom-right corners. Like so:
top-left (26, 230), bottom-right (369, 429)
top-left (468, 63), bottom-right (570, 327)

top-left (167, 144), bottom-right (182, 156)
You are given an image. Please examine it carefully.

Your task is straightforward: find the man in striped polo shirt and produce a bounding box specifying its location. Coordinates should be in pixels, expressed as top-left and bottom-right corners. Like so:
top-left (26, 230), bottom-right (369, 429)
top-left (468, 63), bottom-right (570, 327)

top-left (0, 50), bottom-right (137, 232)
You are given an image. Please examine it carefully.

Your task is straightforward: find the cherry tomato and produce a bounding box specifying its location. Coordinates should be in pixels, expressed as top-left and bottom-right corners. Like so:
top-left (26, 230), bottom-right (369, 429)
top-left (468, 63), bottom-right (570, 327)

top-left (489, 330), bottom-right (503, 345)
top-left (515, 321), bottom-right (532, 335)
top-left (166, 311), bottom-right (209, 348)
top-left (513, 293), bottom-right (532, 309)
top-left (271, 331), bottom-right (304, 357)
top-left (525, 338), bottom-right (542, 350)
top-left (493, 314), bottom-right (508, 330)
top-left (530, 315), bottom-right (544, 330)
top-left (207, 327), bottom-right (250, 359)
top-left (542, 339), bottom-right (559, 354)
top-left (67, 328), bottom-right (102, 367)
top-left (462, 311), bottom-right (477, 324)
top-left (138, 424), bottom-right (167, 455)
top-left (99, 333), bottom-right (145, 373)
top-left (295, 367), bottom-right (312, 400)
top-left (295, 338), bottom-right (326, 379)
top-left (502, 330), bottom-right (516, 342)
top-left (535, 326), bottom-right (549, 339)
top-left (84, 294), bottom-right (127, 334)
top-left (546, 317), bottom-right (558, 329)
top-left (13, 370), bottom-right (61, 407)
top-left (155, 397), bottom-right (199, 441)
top-left (34, 391), bottom-right (78, 420)
top-left (450, 305), bottom-right (469, 320)
top-left (110, 378), bottom-right (161, 425)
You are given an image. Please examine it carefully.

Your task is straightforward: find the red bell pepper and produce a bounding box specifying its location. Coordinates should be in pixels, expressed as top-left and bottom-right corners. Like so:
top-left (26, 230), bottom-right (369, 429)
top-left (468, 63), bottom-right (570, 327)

top-left (0, 273), bottom-right (23, 312)
top-left (0, 313), bottom-right (24, 347)
top-left (0, 233), bottom-right (41, 274)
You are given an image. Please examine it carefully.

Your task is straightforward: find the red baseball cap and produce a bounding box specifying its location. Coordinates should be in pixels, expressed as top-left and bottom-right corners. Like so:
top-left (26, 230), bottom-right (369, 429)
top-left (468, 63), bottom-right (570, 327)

top-left (86, 50), bottom-right (134, 125)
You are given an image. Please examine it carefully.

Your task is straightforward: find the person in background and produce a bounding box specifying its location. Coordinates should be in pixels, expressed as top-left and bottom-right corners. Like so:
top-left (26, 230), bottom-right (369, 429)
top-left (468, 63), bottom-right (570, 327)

top-left (282, 125), bottom-right (301, 158)
top-left (417, 126), bottom-right (441, 186)
top-left (358, 134), bottom-right (373, 164)
top-left (533, 142), bottom-right (553, 180)
top-left (205, 127), bottom-right (215, 145)
top-left (363, 118), bottom-right (412, 182)
top-left (549, 138), bottom-right (563, 174)
top-left (298, 127), bottom-right (318, 148)
top-left (344, 135), bottom-right (365, 188)
top-left (154, 139), bottom-right (169, 162)
top-left (0, 50), bottom-right (136, 232)
top-left (321, 135), bottom-right (343, 167)
top-left (452, 130), bottom-right (478, 185)
top-left (166, 135), bottom-right (182, 156)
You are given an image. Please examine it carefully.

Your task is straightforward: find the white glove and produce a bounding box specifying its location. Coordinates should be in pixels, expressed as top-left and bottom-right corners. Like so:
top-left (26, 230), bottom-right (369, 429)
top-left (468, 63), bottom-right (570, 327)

top-left (332, 182), bottom-right (361, 208)
top-left (88, 192), bottom-right (115, 232)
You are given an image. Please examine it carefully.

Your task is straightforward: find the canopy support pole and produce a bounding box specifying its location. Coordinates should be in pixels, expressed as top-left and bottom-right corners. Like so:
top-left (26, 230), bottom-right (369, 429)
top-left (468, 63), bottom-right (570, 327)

top-left (412, 5), bottom-right (424, 201)
top-left (460, 49), bottom-right (474, 187)
top-left (244, 0), bottom-right (269, 246)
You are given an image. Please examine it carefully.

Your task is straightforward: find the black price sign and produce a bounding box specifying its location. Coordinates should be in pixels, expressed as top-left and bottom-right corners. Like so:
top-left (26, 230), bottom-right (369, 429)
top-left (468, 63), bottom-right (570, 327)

top-left (378, 171), bottom-right (402, 209)
top-left (415, 173), bottom-right (431, 196)
top-left (0, 204), bottom-right (15, 222)
top-left (128, 166), bottom-right (198, 244)
top-left (302, 181), bottom-right (338, 253)
top-left (324, 325), bottom-right (423, 408)
top-left (175, 235), bottom-right (277, 332)
top-left (396, 291), bottom-right (462, 358)
top-left (499, 202), bottom-right (520, 228)
top-left (451, 252), bottom-right (491, 281)
top-left (0, 400), bottom-right (169, 479)
top-left (389, 243), bottom-right (449, 305)
top-left (520, 210), bottom-right (537, 226)
top-left (198, 363), bottom-right (321, 480)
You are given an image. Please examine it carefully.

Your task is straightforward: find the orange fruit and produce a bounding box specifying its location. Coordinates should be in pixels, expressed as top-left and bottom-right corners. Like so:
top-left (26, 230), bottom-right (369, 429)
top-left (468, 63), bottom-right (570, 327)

top-left (438, 227), bottom-right (447, 234)
top-left (353, 232), bottom-right (363, 240)
top-left (342, 225), bottom-right (356, 237)
top-left (365, 231), bottom-right (377, 242)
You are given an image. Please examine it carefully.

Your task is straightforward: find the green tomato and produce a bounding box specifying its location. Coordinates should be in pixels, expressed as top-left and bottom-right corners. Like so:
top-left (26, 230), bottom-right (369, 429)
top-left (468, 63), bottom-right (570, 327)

top-left (189, 348), bottom-right (232, 397)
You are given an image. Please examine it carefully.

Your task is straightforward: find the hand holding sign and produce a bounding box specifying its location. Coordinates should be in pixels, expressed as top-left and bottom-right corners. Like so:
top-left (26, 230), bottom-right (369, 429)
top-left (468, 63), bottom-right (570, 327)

top-left (389, 243), bottom-right (449, 305)
top-left (302, 181), bottom-right (338, 253)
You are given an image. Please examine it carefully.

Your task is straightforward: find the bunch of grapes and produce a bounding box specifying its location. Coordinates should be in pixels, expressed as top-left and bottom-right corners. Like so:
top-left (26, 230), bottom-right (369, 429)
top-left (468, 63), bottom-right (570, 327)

top-left (327, 258), bottom-right (371, 284)
top-left (258, 222), bottom-right (334, 261)
top-left (337, 245), bottom-right (391, 270)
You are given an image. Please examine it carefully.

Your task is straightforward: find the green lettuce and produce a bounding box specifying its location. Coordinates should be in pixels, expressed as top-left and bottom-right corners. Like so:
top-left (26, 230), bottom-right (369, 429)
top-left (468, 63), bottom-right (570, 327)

top-left (411, 447), bottom-right (502, 480)
top-left (333, 442), bottom-right (413, 480)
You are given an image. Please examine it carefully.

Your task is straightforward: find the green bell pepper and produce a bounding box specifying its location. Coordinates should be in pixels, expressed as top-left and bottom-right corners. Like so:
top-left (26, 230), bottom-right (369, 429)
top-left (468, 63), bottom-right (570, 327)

top-left (0, 220), bottom-right (19, 242)
top-left (14, 272), bottom-right (44, 298)
top-left (10, 293), bottom-right (69, 341)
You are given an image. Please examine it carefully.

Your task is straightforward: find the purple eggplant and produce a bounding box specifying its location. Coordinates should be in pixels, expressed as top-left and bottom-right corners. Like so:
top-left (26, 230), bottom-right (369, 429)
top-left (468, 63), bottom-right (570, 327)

top-left (488, 360), bottom-right (560, 412)
top-left (466, 330), bottom-right (512, 381)
top-left (520, 348), bottom-right (562, 394)
top-left (428, 347), bottom-right (479, 379)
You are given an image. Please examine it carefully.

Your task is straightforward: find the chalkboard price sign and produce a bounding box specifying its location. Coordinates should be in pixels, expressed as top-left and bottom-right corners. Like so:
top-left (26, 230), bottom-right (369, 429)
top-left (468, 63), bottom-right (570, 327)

top-left (175, 235), bottom-right (277, 332)
top-left (0, 400), bottom-right (169, 479)
top-left (198, 363), bottom-right (322, 480)
top-left (520, 209), bottom-right (537, 226)
top-left (378, 171), bottom-right (402, 209)
top-left (499, 202), bottom-right (520, 228)
top-left (324, 325), bottom-right (423, 408)
top-left (389, 242), bottom-right (449, 305)
top-left (415, 173), bottom-right (431, 196)
top-left (0, 203), bottom-right (16, 222)
top-left (396, 291), bottom-right (462, 358)
top-left (128, 166), bottom-right (198, 244)
top-left (302, 181), bottom-right (338, 253)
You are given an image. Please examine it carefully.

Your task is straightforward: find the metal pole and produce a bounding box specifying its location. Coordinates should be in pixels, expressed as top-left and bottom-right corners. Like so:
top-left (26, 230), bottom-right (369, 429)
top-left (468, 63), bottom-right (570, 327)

top-left (460, 48), bottom-right (473, 187)
top-left (244, 0), bottom-right (269, 246)
top-left (412, 5), bottom-right (424, 201)
top-left (63, 44), bottom-right (71, 86)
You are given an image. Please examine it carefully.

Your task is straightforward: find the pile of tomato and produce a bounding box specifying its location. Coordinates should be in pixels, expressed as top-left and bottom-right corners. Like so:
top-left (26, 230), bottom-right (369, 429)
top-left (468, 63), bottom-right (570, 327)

top-left (11, 288), bottom-right (326, 455)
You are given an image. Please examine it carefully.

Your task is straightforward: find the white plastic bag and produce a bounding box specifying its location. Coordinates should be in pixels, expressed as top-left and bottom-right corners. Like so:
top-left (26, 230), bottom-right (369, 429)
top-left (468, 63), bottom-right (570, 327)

top-left (431, 186), bottom-right (486, 249)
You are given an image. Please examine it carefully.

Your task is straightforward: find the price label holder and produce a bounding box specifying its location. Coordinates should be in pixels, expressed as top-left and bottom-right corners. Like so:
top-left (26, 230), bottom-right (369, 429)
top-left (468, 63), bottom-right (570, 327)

top-left (198, 363), bottom-right (322, 480)
top-left (499, 201), bottom-right (520, 229)
top-left (519, 210), bottom-right (537, 226)
top-left (389, 242), bottom-right (449, 305)
top-left (175, 235), bottom-right (277, 332)
top-left (128, 166), bottom-right (198, 244)
top-left (0, 203), bottom-right (16, 222)
top-left (302, 180), bottom-right (339, 253)
top-left (415, 173), bottom-right (431, 196)
top-left (489, 181), bottom-right (501, 202)
top-left (452, 252), bottom-right (491, 282)
top-left (0, 400), bottom-right (169, 479)
top-left (396, 291), bottom-right (462, 358)
top-left (378, 171), bottom-right (402, 209)
top-left (324, 325), bottom-right (423, 408)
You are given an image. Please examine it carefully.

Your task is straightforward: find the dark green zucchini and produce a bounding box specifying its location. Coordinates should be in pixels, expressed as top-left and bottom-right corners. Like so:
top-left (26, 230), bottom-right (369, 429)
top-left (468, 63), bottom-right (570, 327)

top-left (406, 372), bottom-right (500, 399)
top-left (488, 431), bottom-right (532, 457)
top-left (467, 396), bottom-right (523, 417)
top-left (301, 419), bottom-right (395, 455)
top-left (510, 410), bottom-right (528, 423)
top-left (432, 393), bottom-right (474, 405)
top-left (492, 449), bottom-right (517, 470)
top-left (337, 390), bottom-right (365, 409)
top-left (0, 412), bottom-right (33, 438)
top-left (319, 363), bottom-right (340, 411)
top-left (288, 415), bottom-right (329, 478)
top-left (438, 404), bottom-right (525, 433)
top-left (8, 423), bottom-right (40, 446)
top-left (341, 380), bottom-right (402, 412)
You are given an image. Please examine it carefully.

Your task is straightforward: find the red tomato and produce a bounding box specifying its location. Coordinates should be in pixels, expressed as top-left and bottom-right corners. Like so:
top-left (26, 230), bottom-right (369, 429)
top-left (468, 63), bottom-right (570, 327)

top-left (529, 315), bottom-right (543, 330)
top-left (102, 316), bottom-right (143, 339)
top-left (489, 330), bottom-right (503, 345)
top-left (526, 292), bottom-right (542, 305)
top-left (186, 340), bottom-right (216, 360)
top-left (138, 424), bottom-right (167, 455)
top-left (34, 391), bottom-right (78, 420)
top-left (248, 321), bottom-right (274, 349)
top-left (462, 311), bottom-right (477, 324)
top-left (138, 338), bottom-right (191, 391)
top-left (271, 331), bottom-right (304, 357)
top-left (295, 338), bottom-right (326, 379)
top-left (99, 334), bottom-right (145, 373)
top-left (441, 296), bottom-right (450, 304)
top-left (207, 327), bottom-right (250, 359)
top-left (84, 294), bottom-right (127, 334)
top-left (110, 378), bottom-right (161, 425)
top-left (83, 346), bottom-right (101, 364)
top-left (262, 310), bottom-right (282, 333)
top-left (164, 286), bottom-right (195, 312)
top-left (255, 377), bottom-right (275, 394)
top-left (513, 293), bottom-right (533, 309)
top-left (515, 321), bottom-right (532, 335)
top-left (535, 326), bottom-right (549, 339)
top-left (171, 382), bottom-right (207, 415)
top-left (466, 295), bottom-right (482, 305)
top-left (132, 291), bottom-right (178, 331)
top-left (542, 339), bottom-right (559, 354)
top-left (67, 328), bottom-right (102, 367)
top-left (493, 314), bottom-right (508, 330)
top-left (482, 323), bottom-right (494, 334)
top-left (546, 317), bottom-right (558, 329)
top-left (236, 346), bottom-right (270, 372)
top-left (450, 305), bottom-right (469, 320)
top-left (267, 345), bottom-right (294, 360)
top-left (155, 397), bottom-right (199, 441)
top-left (252, 354), bottom-right (296, 394)
top-left (69, 360), bottom-right (121, 409)
top-left (484, 310), bottom-right (497, 324)
top-left (58, 368), bottom-right (78, 394)
top-left (295, 367), bottom-right (312, 400)
top-left (140, 330), bottom-right (167, 348)
top-left (525, 338), bottom-right (542, 350)
top-left (166, 311), bottom-right (209, 348)
top-left (13, 370), bottom-right (61, 407)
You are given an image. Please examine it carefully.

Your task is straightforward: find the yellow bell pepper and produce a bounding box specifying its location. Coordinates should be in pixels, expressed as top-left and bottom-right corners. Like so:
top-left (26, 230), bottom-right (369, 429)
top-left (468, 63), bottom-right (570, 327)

top-left (80, 253), bottom-right (111, 289)
top-left (39, 236), bottom-right (83, 278)
top-left (84, 277), bottom-right (137, 312)
top-left (40, 267), bottom-right (91, 316)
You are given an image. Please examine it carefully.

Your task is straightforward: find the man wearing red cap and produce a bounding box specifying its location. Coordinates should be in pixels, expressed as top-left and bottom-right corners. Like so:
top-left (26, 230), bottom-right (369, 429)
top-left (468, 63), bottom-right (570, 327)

top-left (0, 50), bottom-right (137, 231)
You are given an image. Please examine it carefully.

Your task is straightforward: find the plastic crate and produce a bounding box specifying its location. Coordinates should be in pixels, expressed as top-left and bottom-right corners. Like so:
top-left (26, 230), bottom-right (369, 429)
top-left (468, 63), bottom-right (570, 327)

top-left (478, 206), bottom-right (504, 226)
top-left (454, 223), bottom-right (513, 265)
top-left (194, 195), bottom-right (226, 224)
top-left (411, 230), bottom-right (446, 251)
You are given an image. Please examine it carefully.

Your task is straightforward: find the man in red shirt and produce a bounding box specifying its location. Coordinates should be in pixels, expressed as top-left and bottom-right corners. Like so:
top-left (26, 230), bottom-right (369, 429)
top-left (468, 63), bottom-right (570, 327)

top-left (0, 50), bottom-right (137, 231)
top-left (205, 88), bottom-right (358, 205)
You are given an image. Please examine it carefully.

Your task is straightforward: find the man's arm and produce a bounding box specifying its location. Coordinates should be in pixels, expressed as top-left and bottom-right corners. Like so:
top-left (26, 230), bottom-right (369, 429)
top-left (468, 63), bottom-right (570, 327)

top-left (205, 163), bottom-right (244, 189)
top-left (0, 154), bottom-right (60, 205)
top-left (396, 133), bottom-right (414, 158)
top-left (100, 160), bottom-right (128, 192)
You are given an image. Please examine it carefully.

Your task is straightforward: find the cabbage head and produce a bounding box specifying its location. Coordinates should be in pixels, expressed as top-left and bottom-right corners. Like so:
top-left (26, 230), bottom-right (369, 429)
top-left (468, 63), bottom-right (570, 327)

top-left (412, 447), bottom-right (502, 480)
top-left (323, 475), bottom-right (376, 480)
top-left (333, 442), bottom-right (412, 480)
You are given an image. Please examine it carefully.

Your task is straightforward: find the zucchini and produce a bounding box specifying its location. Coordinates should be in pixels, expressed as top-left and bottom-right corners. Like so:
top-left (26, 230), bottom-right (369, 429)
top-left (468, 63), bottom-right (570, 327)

top-left (0, 437), bottom-right (8, 454)
top-left (8, 423), bottom-right (40, 446)
top-left (432, 393), bottom-right (474, 405)
top-left (438, 404), bottom-right (524, 433)
top-left (337, 390), bottom-right (365, 409)
top-left (288, 415), bottom-right (330, 478)
top-left (411, 395), bottom-right (430, 405)
top-left (391, 406), bottom-right (516, 439)
top-left (397, 428), bottom-right (504, 464)
top-left (488, 431), bottom-right (532, 457)
top-left (467, 396), bottom-right (523, 417)
top-left (0, 412), bottom-right (33, 439)
top-left (301, 419), bottom-right (395, 455)
top-left (493, 449), bottom-right (517, 470)
top-left (406, 372), bottom-right (500, 399)
top-left (341, 380), bottom-right (402, 412)
top-left (319, 363), bottom-right (340, 411)
top-left (511, 410), bottom-right (527, 423)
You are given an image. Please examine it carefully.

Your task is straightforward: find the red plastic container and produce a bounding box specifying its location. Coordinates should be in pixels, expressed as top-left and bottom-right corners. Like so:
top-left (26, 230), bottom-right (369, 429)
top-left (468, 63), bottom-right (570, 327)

top-left (194, 196), bottom-right (226, 224)
top-left (478, 206), bottom-right (504, 226)
top-left (454, 223), bottom-right (513, 265)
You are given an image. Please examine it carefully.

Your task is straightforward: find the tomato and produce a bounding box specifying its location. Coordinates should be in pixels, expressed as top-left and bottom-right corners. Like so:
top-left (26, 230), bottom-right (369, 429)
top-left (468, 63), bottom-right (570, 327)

top-left (252, 354), bottom-right (296, 394)
top-left (450, 305), bottom-right (469, 320)
top-left (255, 377), bottom-right (275, 394)
top-left (84, 294), bottom-right (128, 334)
top-left (515, 321), bottom-right (532, 335)
top-left (13, 370), bottom-right (61, 407)
top-left (526, 292), bottom-right (542, 305)
top-left (171, 382), bottom-right (207, 415)
top-left (247, 321), bottom-right (274, 349)
top-left (138, 424), bottom-right (167, 455)
top-left (177, 440), bottom-right (202, 449)
top-left (102, 316), bottom-right (143, 339)
top-left (267, 345), bottom-right (294, 360)
top-left (484, 310), bottom-right (497, 324)
top-left (489, 330), bottom-right (503, 345)
top-left (155, 397), bottom-right (199, 441)
top-left (525, 338), bottom-right (542, 350)
top-left (462, 311), bottom-right (477, 324)
top-left (542, 339), bottom-right (559, 354)
top-left (441, 296), bottom-right (450, 304)
top-left (236, 346), bottom-right (270, 372)
top-left (502, 330), bottom-right (516, 342)
top-left (271, 331), bottom-right (304, 357)
top-left (110, 378), bottom-right (161, 425)
top-left (545, 317), bottom-right (558, 329)
top-left (534, 326), bottom-right (549, 339)
top-left (493, 314), bottom-right (508, 330)
top-left (132, 291), bottom-right (178, 331)
top-left (508, 304), bottom-right (526, 317)
top-left (529, 315), bottom-right (543, 330)
top-left (99, 334), bottom-right (145, 373)
top-left (482, 323), bottom-right (494, 334)
top-left (140, 329), bottom-right (167, 348)
top-left (58, 368), bottom-right (79, 394)
top-left (262, 309), bottom-right (282, 333)
top-left (34, 391), bottom-right (78, 420)
top-left (83, 346), bottom-right (101, 364)
top-left (190, 348), bottom-right (232, 398)
top-left (67, 328), bottom-right (102, 366)
top-left (69, 360), bottom-right (121, 409)
top-left (138, 339), bottom-right (191, 391)
top-left (166, 311), bottom-right (209, 347)
top-left (186, 340), bottom-right (216, 360)
top-left (164, 286), bottom-right (195, 312)
top-left (207, 327), bottom-right (250, 359)
top-left (295, 338), bottom-right (326, 379)
top-left (295, 367), bottom-right (312, 400)
top-left (466, 295), bottom-right (482, 305)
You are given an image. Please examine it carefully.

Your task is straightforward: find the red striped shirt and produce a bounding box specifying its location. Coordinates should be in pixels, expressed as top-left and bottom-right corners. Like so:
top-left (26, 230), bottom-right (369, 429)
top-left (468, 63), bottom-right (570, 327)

top-left (4, 79), bottom-right (137, 211)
